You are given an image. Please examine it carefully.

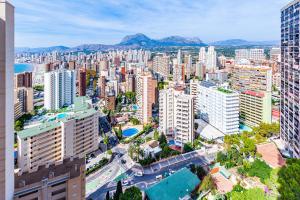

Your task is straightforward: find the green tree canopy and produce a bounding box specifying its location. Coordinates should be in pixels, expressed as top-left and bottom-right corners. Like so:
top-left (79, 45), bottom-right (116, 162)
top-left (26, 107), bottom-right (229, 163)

top-left (119, 186), bottom-right (142, 200)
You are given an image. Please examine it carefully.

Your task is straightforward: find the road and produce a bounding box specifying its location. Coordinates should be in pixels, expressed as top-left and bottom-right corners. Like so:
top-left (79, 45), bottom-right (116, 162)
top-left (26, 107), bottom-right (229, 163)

top-left (87, 150), bottom-right (216, 200)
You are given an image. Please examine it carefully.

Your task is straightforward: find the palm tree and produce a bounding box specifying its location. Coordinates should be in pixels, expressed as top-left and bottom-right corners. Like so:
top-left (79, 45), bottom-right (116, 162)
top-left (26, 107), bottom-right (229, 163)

top-left (103, 135), bottom-right (109, 158)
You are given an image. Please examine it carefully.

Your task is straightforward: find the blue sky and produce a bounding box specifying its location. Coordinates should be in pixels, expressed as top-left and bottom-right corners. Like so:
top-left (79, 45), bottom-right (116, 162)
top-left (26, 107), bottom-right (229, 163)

top-left (12, 0), bottom-right (290, 47)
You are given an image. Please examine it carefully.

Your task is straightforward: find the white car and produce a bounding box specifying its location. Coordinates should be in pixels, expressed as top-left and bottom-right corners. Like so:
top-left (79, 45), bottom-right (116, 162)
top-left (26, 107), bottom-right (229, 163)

top-left (135, 172), bottom-right (143, 177)
top-left (122, 180), bottom-right (129, 185)
top-left (156, 175), bottom-right (162, 180)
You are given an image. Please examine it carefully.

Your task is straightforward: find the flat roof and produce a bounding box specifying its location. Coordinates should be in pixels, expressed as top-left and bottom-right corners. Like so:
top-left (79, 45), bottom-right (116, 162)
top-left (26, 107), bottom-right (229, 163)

top-left (17, 97), bottom-right (97, 139)
top-left (145, 168), bottom-right (200, 200)
top-left (195, 119), bottom-right (225, 140)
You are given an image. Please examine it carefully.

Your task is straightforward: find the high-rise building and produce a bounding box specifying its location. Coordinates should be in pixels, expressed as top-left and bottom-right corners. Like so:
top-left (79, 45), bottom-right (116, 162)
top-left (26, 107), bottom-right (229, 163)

top-left (0, 1), bottom-right (14, 198)
top-left (199, 47), bottom-right (206, 64)
top-left (206, 46), bottom-right (217, 72)
top-left (44, 68), bottom-right (76, 110)
top-left (235, 49), bottom-right (265, 63)
top-left (184, 55), bottom-right (192, 80)
top-left (240, 90), bottom-right (272, 127)
top-left (197, 81), bottom-right (240, 135)
top-left (231, 65), bottom-right (272, 93)
top-left (153, 54), bottom-right (170, 78)
top-left (14, 72), bottom-right (32, 88)
top-left (281, 1), bottom-right (300, 158)
top-left (14, 157), bottom-right (86, 200)
top-left (159, 88), bottom-right (194, 145)
top-left (14, 87), bottom-right (34, 119)
top-left (136, 73), bottom-right (157, 124)
top-left (78, 68), bottom-right (86, 96)
top-left (126, 74), bottom-right (136, 92)
top-left (17, 97), bottom-right (99, 172)
top-left (98, 76), bottom-right (106, 98)
top-left (270, 47), bottom-right (281, 62)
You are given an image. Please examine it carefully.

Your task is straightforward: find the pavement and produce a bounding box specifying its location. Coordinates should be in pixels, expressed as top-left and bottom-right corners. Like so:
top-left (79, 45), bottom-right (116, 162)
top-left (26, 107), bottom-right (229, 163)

top-left (86, 148), bottom-right (218, 200)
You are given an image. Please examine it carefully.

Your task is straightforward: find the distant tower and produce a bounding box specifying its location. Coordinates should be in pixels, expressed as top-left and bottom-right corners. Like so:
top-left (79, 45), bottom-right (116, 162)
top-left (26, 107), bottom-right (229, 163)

top-left (206, 46), bottom-right (217, 72)
top-left (177, 49), bottom-right (182, 65)
top-left (199, 47), bottom-right (206, 64)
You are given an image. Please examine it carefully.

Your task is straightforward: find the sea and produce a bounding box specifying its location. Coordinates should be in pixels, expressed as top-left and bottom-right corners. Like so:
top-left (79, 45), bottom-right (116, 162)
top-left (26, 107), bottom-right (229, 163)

top-left (14, 63), bottom-right (33, 73)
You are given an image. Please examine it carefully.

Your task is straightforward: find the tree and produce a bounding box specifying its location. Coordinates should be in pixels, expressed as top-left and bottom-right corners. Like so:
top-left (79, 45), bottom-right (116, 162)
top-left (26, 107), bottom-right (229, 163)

top-left (114, 181), bottom-right (123, 200)
top-left (199, 174), bottom-right (216, 192)
top-left (183, 142), bottom-right (194, 153)
top-left (103, 136), bottom-right (109, 152)
top-left (158, 134), bottom-right (167, 147)
top-left (120, 186), bottom-right (142, 200)
top-left (106, 191), bottom-right (110, 200)
top-left (14, 120), bottom-right (23, 131)
top-left (278, 159), bottom-right (300, 200)
top-left (153, 130), bottom-right (160, 141)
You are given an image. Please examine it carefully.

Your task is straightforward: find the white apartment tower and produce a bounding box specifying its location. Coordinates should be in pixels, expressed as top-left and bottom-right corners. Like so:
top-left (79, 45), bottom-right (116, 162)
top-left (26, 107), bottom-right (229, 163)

top-left (206, 46), bottom-right (217, 72)
top-left (44, 68), bottom-right (76, 110)
top-left (197, 81), bottom-right (240, 135)
top-left (199, 47), bottom-right (206, 64)
top-left (0, 1), bottom-right (14, 199)
top-left (159, 88), bottom-right (194, 145)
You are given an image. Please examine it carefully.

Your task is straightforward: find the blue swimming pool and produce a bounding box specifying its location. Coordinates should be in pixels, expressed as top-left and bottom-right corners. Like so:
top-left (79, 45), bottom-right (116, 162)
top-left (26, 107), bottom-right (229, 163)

top-left (132, 105), bottom-right (139, 111)
top-left (122, 128), bottom-right (139, 137)
top-left (239, 124), bottom-right (252, 132)
top-left (57, 113), bottom-right (68, 119)
top-left (168, 139), bottom-right (175, 146)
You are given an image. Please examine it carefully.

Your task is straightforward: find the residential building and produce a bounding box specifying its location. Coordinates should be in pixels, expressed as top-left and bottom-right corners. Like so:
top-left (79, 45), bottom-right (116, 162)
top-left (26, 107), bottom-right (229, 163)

top-left (44, 68), bottom-right (76, 110)
top-left (14, 72), bottom-right (32, 88)
top-left (136, 73), bottom-right (157, 124)
top-left (240, 90), bottom-right (272, 127)
top-left (17, 97), bottom-right (99, 172)
top-left (199, 47), bottom-right (206, 64)
top-left (98, 76), bottom-right (106, 98)
top-left (231, 65), bottom-right (272, 93)
top-left (197, 81), bottom-right (240, 135)
top-left (159, 87), bottom-right (194, 145)
top-left (153, 54), bottom-right (170, 78)
top-left (0, 1), bottom-right (15, 199)
top-left (280, 1), bottom-right (300, 158)
top-left (125, 73), bottom-right (135, 92)
top-left (270, 47), bottom-right (281, 62)
top-left (78, 68), bottom-right (86, 96)
top-left (235, 49), bottom-right (265, 63)
top-left (206, 46), bottom-right (217, 72)
top-left (14, 157), bottom-right (85, 200)
top-left (14, 87), bottom-right (34, 119)
top-left (106, 92), bottom-right (116, 111)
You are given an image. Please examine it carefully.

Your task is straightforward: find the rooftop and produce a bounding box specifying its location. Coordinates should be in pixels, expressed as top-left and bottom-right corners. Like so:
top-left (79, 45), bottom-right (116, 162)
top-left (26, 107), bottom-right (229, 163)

top-left (145, 168), bottom-right (200, 200)
top-left (217, 87), bottom-right (233, 94)
top-left (256, 142), bottom-right (286, 168)
top-left (17, 96), bottom-right (97, 139)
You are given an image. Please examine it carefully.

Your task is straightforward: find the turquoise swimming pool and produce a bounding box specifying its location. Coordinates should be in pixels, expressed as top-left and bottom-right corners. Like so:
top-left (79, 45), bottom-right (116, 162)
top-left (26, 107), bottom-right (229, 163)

top-left (132, 105), bottom-right (139, 111)
top-left (239, 124), bottom-right (252, 132)
top-left (57, 113), bottom-right (68, 119)
top-left (123, 128), bottom-right (139, 137)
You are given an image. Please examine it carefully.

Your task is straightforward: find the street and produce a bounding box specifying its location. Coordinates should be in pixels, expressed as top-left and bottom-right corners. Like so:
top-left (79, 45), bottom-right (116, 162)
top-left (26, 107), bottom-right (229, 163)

top-left (87, 149), bottom-right (216, 200)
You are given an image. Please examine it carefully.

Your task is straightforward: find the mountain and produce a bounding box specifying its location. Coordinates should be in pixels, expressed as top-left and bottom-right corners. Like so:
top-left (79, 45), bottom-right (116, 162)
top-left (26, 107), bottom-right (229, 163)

top-left (16, 46), bottom-right (70, 53)
top-left (209, 39), bottom-right (279, 46)
top-left (118, 33), bottom-right (158, 46)
top-left (159, 36), bottom-right (205, 46)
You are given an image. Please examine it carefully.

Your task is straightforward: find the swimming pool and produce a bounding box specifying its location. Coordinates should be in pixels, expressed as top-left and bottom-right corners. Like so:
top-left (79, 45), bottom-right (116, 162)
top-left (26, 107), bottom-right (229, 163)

top-left (122, 128), bottom-right (139, 137)
top-left (239, 124), bottom-right (252, 132)
top-left (168, 139), bottom-right (175, 146)
top-left (57, 113), bottom-right (68, 119)
top-left (132, 105), bottom-right (139, 111)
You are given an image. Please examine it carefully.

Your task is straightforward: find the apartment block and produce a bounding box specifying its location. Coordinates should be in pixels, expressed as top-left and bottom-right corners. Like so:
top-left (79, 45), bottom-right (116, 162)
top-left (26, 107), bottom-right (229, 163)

top-left (14, 72), bottom-right (32, 88)
top-left (240, 91), bottom-right (272, 127)
top-left (17, 97), bottom-right (99, 172)
top-left (153, 54), bottom-right (170, 78)
top-left (235, 49), bottom-right (265, 63)
top-left (78, 68), bottom-right (86, 96)
top-left (14, 87), bottom-right (34, 119)
top-left (44, 67), bottom-right (76, 110)
top-left (136, 73), bottom-right (157, 124)
top-left (159, 87), bottom-right (194, 145)
top-left (280, 0), bottom-right (300, 158)
top-left (14, 157), bottom-right (85, 200)
top-left (231, 64), bottom-right (272, 92)
top-left (197, 81), bottom-right (240, 135)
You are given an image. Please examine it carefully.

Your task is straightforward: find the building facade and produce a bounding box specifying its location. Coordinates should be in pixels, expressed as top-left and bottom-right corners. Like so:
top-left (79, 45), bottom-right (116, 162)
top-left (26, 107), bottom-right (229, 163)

top-left (0, 1), bottom-right (15, 199)
top-left (280, 0), bottom-right (300, 158)
top-left (44, 68), bottom-right (76, 110)
top-left (78, 68), bottom-right (86, 96)
top-left (159, 88), bottom-right (194, 145)
top-left (17, 97), bottom-right (99, 172)
top-left (197, 81), bottom-right (240, 135)
top-left (14, 157), bottom-right (85, 200)
top-left (136, 73), bottom-right (157, 124)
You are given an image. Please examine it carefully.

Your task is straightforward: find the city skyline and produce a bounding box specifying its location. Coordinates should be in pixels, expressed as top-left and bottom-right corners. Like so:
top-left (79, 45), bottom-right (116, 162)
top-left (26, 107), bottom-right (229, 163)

top-left (13, 0), bottom-right (290, 47)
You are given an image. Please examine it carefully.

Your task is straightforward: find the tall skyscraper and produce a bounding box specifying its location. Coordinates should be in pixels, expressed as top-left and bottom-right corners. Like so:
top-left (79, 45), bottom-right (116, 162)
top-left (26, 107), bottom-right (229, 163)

top-left (153, 54), bottom-right (170, 78)
top-left (199, 47), bottom-right (206, 64)
top-left (206, 46), bottom-right (217, 72)
top-left (14, 72), bottom-right (32, 88)
top-left (44, 67), bottom-right (76, 110)
top-left (281, 1), bottom-right (300, 158)
top-left (136, 73), bottom-right (157, 124)
top-left (0, 1), bottom-right (14, 199)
